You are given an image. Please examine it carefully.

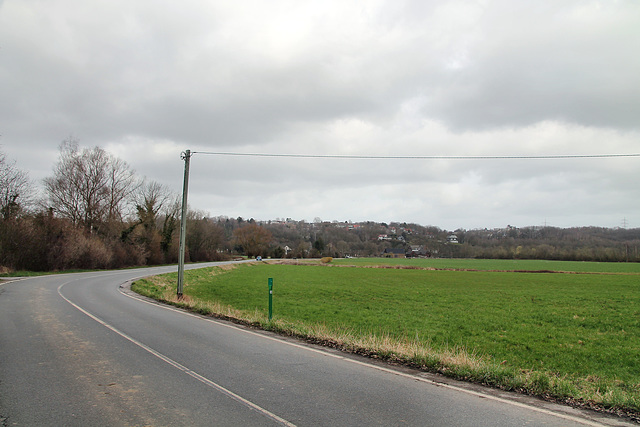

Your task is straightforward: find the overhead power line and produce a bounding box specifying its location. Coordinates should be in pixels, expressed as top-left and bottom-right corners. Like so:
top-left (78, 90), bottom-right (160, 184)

top-left (192, 151), bottom-right (640, 160)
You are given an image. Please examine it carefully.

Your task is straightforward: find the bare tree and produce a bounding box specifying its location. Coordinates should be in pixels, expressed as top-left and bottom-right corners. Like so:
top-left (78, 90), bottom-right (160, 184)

top-left (0, 150), bottom-right (32, 220)
top-left (132, 180), bottom-right (176, 227)
top-left (44, 139), bottom-right (136, 232)
top-left (187, 210), bottom-right (226, 261)
top-left (120, 179), bottom-right (180, 263)
top-left (232, 223), bottom-right (273, 258)
top-left (106, 156), bottom-right (138, 223)
top-left (136, 180), bottom-right (180, 251)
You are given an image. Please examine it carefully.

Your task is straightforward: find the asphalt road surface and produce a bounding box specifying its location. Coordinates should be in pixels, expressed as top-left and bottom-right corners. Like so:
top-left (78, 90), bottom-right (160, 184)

top-left (0, 262), bottom-right (634, 426)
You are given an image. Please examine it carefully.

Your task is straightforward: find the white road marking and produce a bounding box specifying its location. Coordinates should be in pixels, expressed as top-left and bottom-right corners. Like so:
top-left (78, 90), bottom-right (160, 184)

top-left (57, 279), bottom-right (297, 427)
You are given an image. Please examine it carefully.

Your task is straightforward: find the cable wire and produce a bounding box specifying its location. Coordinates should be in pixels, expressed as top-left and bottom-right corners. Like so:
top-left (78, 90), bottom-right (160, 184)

top-left (192, 151), bottom-right (640, 160)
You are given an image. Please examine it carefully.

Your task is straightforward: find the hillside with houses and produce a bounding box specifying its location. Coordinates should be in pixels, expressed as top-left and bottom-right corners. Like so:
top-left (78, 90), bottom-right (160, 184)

top-left (217, 217), bottom-right (640, 263)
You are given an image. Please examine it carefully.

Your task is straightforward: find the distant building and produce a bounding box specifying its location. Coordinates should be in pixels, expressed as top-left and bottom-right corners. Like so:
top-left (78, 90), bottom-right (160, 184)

top-left (408, 245), bottom-right (430, 257)
top-left (447, 235), bottom-right (459, 244)
top-left (382, 248), bottom-right (406, 258)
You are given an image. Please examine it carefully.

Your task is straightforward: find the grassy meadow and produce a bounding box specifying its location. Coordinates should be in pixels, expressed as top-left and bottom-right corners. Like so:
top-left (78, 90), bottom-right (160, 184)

top-left (333, 257), bottom-right (640, 273)
top-left (132, 258), bottom-right (640, 414)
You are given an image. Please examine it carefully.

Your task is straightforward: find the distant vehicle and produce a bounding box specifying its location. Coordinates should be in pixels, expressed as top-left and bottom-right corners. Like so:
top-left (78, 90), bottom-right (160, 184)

top-left (256, 256), bottom-right (262, 261)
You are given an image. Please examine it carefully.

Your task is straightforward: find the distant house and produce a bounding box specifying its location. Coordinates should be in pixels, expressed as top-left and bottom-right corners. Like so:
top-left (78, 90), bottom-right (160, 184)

top-left (408, 245), bottom-right (430, 257)
top-left (447, 235), bottom-right (459, 244)
top-left (378, 234), bottom-right (391, 241)
top-left (382, 248), bottom-right (406, 258)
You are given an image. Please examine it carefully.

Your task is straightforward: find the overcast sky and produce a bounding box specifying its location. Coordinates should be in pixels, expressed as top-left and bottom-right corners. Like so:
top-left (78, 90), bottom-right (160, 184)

top-left (1, 0), bottom-right (639, 230)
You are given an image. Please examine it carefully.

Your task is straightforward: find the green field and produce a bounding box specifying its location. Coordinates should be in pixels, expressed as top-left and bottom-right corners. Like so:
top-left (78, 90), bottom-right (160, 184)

top-left (334, 257), bottom-right (640, 273)
top-left (133, 259), bottom-right (640, 413)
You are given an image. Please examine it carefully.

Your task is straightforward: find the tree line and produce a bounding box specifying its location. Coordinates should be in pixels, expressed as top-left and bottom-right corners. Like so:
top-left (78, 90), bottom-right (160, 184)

top-left (0, 141), bottom-right (239, 271)
top-left (253, 220), bottom-right (640, 262)
top-left (446, 225), bottom-right (640, 262)
top-left (1, 141), bottom-right (638, 272)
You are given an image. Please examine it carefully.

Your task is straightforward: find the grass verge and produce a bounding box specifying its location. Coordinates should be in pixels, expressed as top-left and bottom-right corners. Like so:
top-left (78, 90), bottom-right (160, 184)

top-left (0, 268), bottom-right (96, 277)
top-left (132, 260), bottom-right (640, 420)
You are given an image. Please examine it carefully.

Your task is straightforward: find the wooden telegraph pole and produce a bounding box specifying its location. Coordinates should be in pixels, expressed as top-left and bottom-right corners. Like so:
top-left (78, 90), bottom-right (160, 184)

top-left (177, 149), bottom-right (191, 298)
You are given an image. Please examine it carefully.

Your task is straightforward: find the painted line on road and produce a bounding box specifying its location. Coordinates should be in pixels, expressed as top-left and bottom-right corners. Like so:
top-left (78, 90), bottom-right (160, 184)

top-left (120, 282), bottom-right (608, 427)
top-left (57, 280), bottom-right (297, 427)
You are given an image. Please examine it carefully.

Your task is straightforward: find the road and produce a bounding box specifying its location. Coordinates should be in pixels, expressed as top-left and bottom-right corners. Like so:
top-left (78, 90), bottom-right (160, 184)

top-left (0, 262), bottom-right (633, 426)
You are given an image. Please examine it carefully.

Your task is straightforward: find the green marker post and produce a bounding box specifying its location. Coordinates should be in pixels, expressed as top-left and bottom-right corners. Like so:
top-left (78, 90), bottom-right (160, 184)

top-left (268, 278), bottom-right (273, 321)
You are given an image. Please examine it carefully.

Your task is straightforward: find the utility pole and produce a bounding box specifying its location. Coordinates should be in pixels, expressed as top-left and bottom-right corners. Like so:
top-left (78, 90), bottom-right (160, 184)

top-left (177, 149), bottom-right (191, 298)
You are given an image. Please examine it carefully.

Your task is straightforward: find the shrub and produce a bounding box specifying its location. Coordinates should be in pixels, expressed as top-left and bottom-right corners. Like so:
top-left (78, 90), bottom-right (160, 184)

top-left (321, 257), bottom-right (333, 264)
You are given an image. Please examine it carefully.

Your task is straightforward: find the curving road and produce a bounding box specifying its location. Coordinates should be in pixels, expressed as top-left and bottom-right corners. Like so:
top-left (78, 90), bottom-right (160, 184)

top-left (0, 262), bottom-right (631, 426)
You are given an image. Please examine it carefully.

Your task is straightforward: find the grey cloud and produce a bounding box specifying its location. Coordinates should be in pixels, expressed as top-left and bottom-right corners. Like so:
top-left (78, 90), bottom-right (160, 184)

top-left (421, 1), bottom-right (640, 131)
top-left (1, 0), bottom-right (639, 230)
